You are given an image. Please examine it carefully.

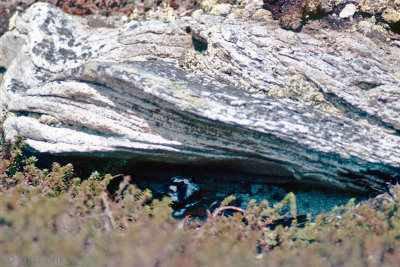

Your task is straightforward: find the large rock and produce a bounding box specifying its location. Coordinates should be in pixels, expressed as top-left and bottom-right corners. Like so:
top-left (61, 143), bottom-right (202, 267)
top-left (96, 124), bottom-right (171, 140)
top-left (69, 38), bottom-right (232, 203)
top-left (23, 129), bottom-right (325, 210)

top-left (1, 2), bottom-right (400, 192)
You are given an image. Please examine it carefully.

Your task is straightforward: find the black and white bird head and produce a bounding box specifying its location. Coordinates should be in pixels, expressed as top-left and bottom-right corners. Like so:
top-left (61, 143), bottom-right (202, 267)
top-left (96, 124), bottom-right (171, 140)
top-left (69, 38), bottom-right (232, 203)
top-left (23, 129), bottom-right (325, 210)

top-left (168, 177), bottom-right (201, 218)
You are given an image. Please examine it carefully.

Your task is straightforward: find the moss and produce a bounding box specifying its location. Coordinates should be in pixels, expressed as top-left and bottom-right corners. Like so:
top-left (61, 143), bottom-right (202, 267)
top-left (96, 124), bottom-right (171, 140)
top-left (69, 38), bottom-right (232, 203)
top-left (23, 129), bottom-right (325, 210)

top-left (3, 136), bottom-right (37, 178)
top-left (1, 137), bottom-right (400, 265)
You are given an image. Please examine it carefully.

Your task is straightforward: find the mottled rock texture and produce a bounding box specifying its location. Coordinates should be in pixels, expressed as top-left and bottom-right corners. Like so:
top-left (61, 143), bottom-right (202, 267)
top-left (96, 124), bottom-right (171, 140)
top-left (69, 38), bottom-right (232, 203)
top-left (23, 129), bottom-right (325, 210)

top-left (1, 3), bottom-right (400, 192)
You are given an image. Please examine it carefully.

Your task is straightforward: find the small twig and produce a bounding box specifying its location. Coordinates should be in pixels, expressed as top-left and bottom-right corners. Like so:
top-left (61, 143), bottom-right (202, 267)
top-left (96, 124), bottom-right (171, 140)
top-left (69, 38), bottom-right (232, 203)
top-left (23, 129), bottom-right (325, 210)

top-left (114, 175), bottom-right (131, 199)
top-left (212, 206), bottom-right (246, 218)
top-left (101, 192), bottom-right (117, 229)
top-left (110, 173), bottom-right (123, 180)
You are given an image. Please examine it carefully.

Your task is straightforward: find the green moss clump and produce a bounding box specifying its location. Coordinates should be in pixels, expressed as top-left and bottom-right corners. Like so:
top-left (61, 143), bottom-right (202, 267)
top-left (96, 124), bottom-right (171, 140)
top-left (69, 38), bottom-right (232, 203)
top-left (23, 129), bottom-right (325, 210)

top-left (1, 137), bottom-right (400, 266)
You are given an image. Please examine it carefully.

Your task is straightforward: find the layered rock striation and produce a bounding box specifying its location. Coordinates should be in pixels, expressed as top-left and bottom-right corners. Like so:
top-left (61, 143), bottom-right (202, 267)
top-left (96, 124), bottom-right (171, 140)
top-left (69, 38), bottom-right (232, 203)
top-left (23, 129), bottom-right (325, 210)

top-left (1, 3), bottom-right (400, 191)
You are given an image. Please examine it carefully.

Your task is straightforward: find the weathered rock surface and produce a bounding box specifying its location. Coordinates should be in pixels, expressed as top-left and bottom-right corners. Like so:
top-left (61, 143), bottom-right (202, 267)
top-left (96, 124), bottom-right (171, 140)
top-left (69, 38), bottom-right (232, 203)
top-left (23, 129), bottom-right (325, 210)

top-left (1, 3), bottom-right (400, 192)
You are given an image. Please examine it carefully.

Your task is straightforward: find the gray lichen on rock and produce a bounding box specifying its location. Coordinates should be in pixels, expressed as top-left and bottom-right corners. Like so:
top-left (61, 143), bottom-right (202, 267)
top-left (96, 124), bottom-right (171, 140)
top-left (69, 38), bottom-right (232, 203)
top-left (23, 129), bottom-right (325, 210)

top-left (1, 3), bottom-right (400, 192)
top-left (267, 67), bottom-right (341, 114)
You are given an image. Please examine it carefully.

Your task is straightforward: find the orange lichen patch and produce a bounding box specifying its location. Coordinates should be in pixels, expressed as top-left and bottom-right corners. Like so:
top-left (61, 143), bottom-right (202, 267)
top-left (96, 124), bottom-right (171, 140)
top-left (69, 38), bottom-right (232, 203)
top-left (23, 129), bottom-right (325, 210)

top-left (263, 0), bottom-right (304, 30)
top-left (0, 2), bottom-right (17, 36)
top-left (263, 0), bottom-right (324, 30)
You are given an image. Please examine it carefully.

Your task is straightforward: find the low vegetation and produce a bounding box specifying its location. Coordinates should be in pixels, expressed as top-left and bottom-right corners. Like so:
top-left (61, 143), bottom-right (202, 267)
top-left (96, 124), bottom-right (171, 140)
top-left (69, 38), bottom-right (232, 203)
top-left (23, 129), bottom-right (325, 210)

top-left (1, 136), bottom-right (400, 266)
